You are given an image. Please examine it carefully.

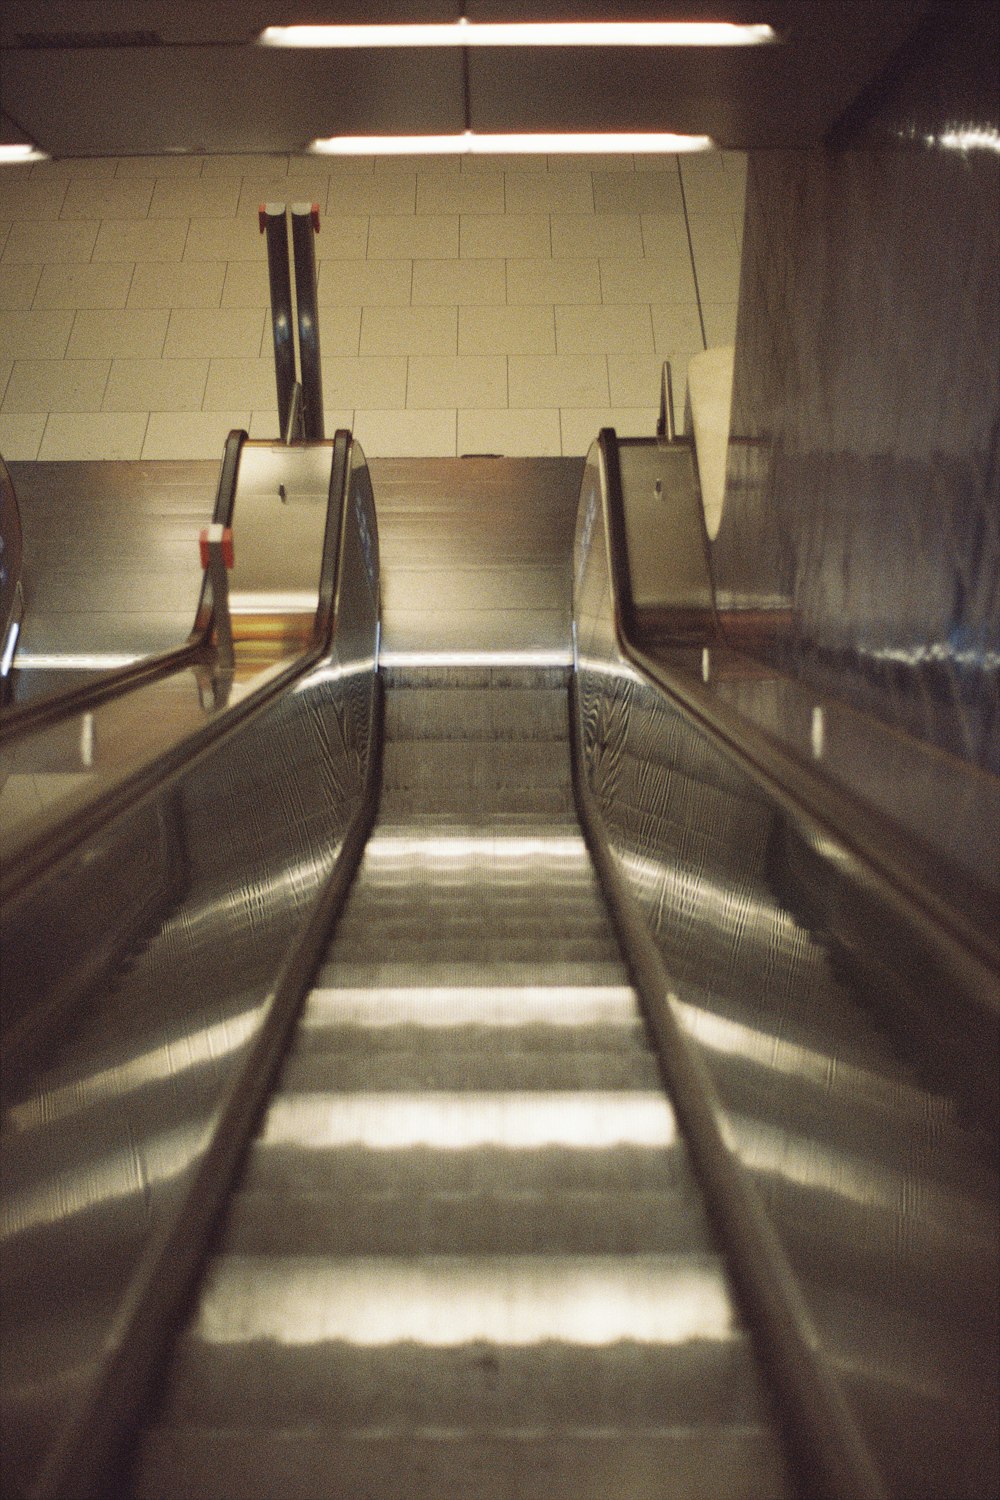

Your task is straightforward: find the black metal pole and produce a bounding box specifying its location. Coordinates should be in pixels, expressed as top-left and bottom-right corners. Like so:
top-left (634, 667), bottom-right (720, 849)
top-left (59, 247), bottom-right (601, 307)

top-left (290, 203), bottom-right (324, 441)
top-left (259, 203), bottom-right (295, 439)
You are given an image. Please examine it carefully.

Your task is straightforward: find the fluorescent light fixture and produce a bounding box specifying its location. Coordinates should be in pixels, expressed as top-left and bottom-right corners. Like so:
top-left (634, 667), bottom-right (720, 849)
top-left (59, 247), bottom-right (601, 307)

top-left (312, 131), bottom-right (714, 156)
top-left (0, 143), bottom-right (48, 164)
top-left (261, 21), bottom-right (777, 48)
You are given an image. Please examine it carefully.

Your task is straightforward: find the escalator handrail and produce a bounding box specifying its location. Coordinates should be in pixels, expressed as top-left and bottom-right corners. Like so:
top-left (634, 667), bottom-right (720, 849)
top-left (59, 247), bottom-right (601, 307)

top-left (590, 427), bottom-right (1000, 1008)
top-left (1, 455), bottom-right (25, 661)
top-left (0, 431), bottom-right (350, 911)
top-left (570, 696), bottom-right (887, 1500)
top-left (0, 428), bottom-right (247, 743)
top-left (575, 428), bottom-right (925, 1500)
top-left (21, 431), bottom-right (382, 1500)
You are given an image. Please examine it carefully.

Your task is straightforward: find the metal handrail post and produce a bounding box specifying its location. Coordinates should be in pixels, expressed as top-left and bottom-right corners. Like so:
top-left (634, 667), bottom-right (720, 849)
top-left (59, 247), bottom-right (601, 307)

top-left (657, 359), bottom-right (676, 440)
top-left (290, 202), bottom-right (324, 440)
top-left (259, 203), bottom-right (295, 438)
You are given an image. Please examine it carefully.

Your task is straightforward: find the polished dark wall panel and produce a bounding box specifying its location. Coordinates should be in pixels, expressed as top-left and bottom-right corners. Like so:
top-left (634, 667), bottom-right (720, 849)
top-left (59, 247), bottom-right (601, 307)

top-left (713, 3), bottom-right (1000, 772)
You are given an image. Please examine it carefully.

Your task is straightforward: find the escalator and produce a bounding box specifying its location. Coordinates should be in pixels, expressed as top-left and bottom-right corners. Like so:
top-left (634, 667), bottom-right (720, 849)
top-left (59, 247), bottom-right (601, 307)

top-left (130, 659), bottom-right (791, 1500)
top-left (1, 432), bottom-right (997, 1500)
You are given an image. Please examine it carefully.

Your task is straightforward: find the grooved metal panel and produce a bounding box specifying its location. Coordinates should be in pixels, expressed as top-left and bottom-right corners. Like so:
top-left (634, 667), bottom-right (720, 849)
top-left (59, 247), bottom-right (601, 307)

top-left (7, 460), bottom-right (218, 660)
top-left (371, 458), bottom-right (581, 661)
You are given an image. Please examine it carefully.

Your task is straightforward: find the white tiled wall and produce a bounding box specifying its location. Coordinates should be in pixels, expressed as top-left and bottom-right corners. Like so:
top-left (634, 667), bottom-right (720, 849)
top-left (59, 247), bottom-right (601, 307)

top-left (0, 150), bottom-right (745, 460)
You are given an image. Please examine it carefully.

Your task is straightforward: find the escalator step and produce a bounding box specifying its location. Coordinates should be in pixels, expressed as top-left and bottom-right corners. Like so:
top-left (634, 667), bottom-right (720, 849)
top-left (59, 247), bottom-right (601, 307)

top-left (271, 1050), bottom-right (664, 1094)
top-left (384, 687), bottom-right (569, 742)
top-left (218, 1184), bottom-right (717, 1257)
top-left (135, 1422), bottom-right (790, 1500)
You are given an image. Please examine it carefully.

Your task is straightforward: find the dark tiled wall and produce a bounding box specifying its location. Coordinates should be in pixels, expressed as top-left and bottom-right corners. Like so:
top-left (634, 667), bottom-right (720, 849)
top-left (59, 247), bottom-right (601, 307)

top-left (713, 3), bottom-right (999, 773)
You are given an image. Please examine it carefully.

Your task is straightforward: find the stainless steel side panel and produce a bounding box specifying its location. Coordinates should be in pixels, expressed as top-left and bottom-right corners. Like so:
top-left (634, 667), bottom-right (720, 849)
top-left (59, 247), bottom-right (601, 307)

top-left (228, 442), bottom-right (333, 618)
top-left (572, 441), bottom-right (1000, 1500)
top-left (0, 444), bottom-right (380, 1500)
top-left (617, 440), bottom-right (713, 615)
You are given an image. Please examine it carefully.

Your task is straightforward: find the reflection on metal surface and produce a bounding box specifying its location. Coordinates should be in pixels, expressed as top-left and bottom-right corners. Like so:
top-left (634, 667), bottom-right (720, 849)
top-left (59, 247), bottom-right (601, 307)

top-left (1, 618), bottom-right (21, 677)
top-left (14, 652), bottom-right (144, 670)
top-left (291, 658), bottom-right (376, 693)
top-left (379, 648), bottom-right (572, 669)
top-left (898, 123), bottom-right (1000, 154)
top-left (719, 15), bottom-right (1000, 783)
top-left (303, 985), bottom-right (637, 1029)
top-left (227, 443), bottom-right (332, 622)
top-left (811, 705), bottom-right (825, 758)
top-left (152, 848), bottom-right (339, 940)
top-left (617, 846), bottom-right (804, 948)
top-left (575, 652), bottom-right (644, 684)
top-left (617, 440), bottom-right (714, 634)
top-left (365, 833), bottom-right (589, 861)
top-left (79, 710), bottom-right (95, 768)
top-left (673, 1001), bottom-right (953, 1120)
top-left (195, 1255), bottom-right (735, 1348)
top-left (2, 1123), bottom-right (204, 1241)
top-left (732, 1113), bottom-right (998, 1231)
top-left (6, 1006), bottom-right (268, 1133)
top-left (260, 1092), bottom-right (677, 1151)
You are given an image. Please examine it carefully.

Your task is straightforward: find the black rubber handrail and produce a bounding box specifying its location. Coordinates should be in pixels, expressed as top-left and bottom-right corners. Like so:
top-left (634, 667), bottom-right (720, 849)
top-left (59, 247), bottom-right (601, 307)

top-left (291, 202), bottom-right (324, 442)
top-left (1, 456), bottom-right (25, 675)
top-left (0, 429), bottom-right (247, 742)
top-left (1, 431), bottom-right (347, 912)
top-left (570, 695), bottom-right (887, 1500)
top-left (261, 205), bottom-right (296, 439)
top-left (575, 428), bottom-right (913, 1500)
top-left (30, 433), bottom-right (383, 1500)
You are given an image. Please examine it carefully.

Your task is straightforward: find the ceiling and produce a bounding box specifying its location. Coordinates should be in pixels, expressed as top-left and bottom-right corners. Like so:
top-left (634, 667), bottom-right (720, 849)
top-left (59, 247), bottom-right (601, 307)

top-left (1, 1), bottom-right (933, 158)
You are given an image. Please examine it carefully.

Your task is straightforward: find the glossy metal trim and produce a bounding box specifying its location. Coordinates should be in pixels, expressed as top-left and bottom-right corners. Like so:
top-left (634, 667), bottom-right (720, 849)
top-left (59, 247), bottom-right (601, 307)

top-left (656, 359), bottom-right (676, 441)
top-left (0, 430), bottom-right (248, 739)
top-left (315, 431), bottom-right (348, 639)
